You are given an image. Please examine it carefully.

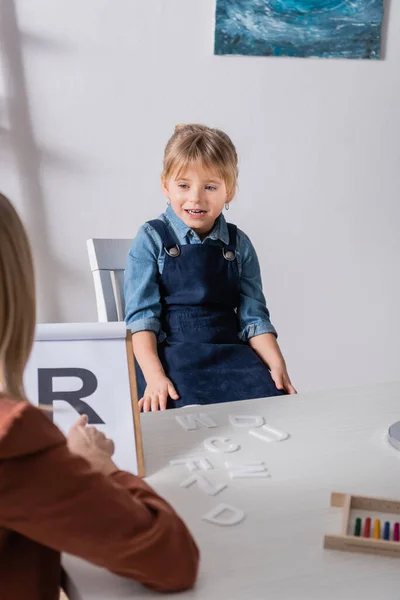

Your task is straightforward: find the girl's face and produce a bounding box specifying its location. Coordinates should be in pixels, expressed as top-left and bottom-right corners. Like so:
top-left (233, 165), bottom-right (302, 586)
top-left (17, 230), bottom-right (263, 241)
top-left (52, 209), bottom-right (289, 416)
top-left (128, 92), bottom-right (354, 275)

top-left (162, 161), bottom-right (232, 238)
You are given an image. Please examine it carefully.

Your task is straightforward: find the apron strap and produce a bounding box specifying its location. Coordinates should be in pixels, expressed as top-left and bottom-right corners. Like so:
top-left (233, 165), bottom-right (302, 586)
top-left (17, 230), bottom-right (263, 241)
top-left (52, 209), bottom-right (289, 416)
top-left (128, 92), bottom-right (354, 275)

top-left (221, 223), bottom-right (238, 262)
top-left (226, 223), bottom-right (238, 252)
top-left (147, 219), bottom-right (181, 256)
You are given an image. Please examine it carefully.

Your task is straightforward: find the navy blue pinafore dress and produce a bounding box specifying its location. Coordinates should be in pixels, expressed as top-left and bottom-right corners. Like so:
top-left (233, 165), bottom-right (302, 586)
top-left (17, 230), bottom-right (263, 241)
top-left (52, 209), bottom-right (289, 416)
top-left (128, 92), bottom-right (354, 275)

top-left (135, 219), bottom-right (285, 408)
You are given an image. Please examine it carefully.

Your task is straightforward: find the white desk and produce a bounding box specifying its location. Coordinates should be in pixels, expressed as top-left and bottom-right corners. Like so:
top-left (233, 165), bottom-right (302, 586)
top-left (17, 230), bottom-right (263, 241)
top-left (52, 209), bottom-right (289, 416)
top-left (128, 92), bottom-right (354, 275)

top-left (64, 382), bottom-right (400, 599)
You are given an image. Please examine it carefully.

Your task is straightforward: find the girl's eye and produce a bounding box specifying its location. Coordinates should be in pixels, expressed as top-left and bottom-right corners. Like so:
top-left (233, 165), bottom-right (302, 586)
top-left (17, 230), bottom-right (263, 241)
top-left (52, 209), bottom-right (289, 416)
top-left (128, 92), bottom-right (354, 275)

top-left (178, 184), bottom-right (189, 189)
top-left (205, 185), bottom-right (217, 191)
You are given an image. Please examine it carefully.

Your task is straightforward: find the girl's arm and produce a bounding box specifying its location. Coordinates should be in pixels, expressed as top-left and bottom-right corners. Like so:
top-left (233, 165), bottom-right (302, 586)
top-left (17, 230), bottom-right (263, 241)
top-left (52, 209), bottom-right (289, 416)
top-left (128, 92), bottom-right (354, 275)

top-left (125, 226), bottom-right (179, 411)
top-left (132, 331), bottom-right (179, 411)
top-left (237, 230), bottom-right (296, 394)
top-left (249, 333), bottom-right (296, 394)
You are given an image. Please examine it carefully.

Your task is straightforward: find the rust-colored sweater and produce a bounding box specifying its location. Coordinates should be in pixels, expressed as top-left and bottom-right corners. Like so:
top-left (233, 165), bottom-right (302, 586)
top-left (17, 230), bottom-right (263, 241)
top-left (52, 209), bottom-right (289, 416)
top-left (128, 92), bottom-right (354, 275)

top-left (0, 397), bottom-right (199, 599)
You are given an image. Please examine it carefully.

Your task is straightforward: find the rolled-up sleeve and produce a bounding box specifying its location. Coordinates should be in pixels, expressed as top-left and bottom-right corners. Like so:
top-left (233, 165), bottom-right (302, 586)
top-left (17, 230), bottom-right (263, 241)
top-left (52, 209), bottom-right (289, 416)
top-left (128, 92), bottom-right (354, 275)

top-left (124, 225), bottom-right (165, 341)
top-left (237, 230), bottom-right (277, 341)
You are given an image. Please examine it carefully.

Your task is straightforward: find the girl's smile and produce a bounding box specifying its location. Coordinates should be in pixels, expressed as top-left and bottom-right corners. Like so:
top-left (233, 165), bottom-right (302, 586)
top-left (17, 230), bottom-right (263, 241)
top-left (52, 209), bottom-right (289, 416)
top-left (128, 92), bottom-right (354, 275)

top-left (184, 208), bottom-right (208, 219)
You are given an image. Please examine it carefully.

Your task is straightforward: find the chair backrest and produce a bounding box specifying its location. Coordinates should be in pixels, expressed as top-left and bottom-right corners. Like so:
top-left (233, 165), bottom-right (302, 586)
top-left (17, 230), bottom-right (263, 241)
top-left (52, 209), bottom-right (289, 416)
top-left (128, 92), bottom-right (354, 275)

top-left (87, 238), bottom-right (132, 322)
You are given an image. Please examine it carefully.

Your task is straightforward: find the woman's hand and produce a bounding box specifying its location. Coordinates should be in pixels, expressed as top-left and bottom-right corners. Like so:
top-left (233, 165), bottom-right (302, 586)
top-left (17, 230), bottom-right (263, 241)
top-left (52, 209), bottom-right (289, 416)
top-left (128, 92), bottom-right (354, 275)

top-left (139, 374), bottom-right (179, 412)
top-left (67, 415), bottom-right (117, 475)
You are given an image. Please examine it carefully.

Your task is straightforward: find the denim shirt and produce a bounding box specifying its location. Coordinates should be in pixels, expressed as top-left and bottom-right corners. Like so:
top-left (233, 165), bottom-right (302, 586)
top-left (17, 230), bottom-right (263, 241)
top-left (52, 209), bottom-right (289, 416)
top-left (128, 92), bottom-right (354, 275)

top-left (124, 205), bottom-right (277, 342)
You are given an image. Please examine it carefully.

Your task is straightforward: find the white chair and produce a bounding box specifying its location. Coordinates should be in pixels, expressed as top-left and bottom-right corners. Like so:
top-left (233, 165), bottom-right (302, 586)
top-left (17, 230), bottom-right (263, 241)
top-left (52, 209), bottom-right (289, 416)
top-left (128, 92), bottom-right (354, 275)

top-left (87, 238), bottom-right (132, 322)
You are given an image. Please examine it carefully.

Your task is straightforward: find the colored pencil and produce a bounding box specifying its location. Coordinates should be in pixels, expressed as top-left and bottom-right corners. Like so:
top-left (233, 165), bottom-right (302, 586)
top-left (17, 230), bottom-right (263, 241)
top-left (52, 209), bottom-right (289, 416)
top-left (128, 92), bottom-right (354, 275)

top-left (373, 519), bottom-right (381, 539)
top-left (363, 517), bottom-right (371, 538)
top-left (354, 517), bottom-right (362, 536)
top-left (383, 521), bottom-right (390, 541)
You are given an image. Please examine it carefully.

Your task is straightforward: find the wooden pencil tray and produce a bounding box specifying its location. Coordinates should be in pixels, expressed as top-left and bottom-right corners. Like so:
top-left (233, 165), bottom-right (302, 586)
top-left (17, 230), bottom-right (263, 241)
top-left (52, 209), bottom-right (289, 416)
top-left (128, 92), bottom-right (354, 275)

top-left (324, 492), bottom-right (400, 558)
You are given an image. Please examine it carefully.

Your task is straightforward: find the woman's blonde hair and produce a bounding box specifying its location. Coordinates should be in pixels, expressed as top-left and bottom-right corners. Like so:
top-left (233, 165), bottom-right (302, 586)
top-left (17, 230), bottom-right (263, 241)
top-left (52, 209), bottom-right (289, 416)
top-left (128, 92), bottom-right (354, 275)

top-left (162, 124), bottom-right (238, 199)
top-left (0, 193), bottom-right (36, 401)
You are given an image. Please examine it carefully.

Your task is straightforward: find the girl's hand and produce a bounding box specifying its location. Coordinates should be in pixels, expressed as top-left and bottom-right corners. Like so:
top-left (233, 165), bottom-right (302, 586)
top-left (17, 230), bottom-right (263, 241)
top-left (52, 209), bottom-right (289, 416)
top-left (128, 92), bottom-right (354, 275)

top-left (139, 375), bottom-right (179, 412)
top-left (270, 364), bottom-right (297, 395)
top-left (67, 415), bottom-right (117, 475)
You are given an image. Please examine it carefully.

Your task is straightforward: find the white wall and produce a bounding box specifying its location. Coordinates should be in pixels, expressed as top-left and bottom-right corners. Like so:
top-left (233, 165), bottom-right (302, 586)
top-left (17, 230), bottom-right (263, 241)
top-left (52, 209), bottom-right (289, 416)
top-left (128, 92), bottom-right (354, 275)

top-left (0, 0), bottom-right (399, 393)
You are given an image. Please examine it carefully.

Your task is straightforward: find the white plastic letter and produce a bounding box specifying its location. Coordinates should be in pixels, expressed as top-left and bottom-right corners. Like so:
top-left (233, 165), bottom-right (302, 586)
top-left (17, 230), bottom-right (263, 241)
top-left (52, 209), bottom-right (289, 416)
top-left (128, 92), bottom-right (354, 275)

top-left (170, 457), bottom-right (213, 472)
top-left (202, 503), bottom-right (245, 526)
top-left (228, 414), bottom-right (264, 428)
top-left (180, 474), bottom-right (227, 496)
top-left (225, 461), bottom-right (270, 479)
top-left (175, 412), bottom-right (217, 431)
top-left (204, 436), bottom-right (240, 453)
top-left (249, 424), bottom-right (289, 443)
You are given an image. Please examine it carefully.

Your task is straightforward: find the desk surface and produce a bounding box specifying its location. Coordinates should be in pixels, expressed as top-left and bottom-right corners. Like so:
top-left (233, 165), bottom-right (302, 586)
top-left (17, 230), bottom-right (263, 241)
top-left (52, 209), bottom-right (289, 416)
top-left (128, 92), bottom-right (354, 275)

top-left (64, 382), bottom-right (400, 599)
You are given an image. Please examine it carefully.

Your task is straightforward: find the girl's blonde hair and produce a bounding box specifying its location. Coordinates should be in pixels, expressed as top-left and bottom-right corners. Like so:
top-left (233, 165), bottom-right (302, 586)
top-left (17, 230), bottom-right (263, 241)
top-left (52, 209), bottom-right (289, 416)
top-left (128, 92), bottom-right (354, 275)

top-left (0, 193), bottom-right (36, 401)
top-left (162, 124), bottom-right (238, 199)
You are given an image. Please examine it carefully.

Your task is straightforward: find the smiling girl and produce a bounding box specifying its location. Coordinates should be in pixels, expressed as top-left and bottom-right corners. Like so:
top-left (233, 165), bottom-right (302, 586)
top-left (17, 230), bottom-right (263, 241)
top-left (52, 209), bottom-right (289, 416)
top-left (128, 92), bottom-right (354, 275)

top-left (125, 124), bottom-right (296, 411)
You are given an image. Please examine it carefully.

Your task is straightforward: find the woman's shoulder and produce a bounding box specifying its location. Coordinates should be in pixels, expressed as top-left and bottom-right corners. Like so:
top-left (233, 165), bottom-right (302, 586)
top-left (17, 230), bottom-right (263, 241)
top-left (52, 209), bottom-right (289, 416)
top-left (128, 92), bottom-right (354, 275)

top-left (0, 396), bottom-right (64, 460)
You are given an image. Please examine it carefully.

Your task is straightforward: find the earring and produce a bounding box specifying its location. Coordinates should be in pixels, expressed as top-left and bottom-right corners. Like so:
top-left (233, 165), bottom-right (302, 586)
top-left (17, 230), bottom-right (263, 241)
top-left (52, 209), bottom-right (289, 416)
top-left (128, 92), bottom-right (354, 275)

top-left (166, 199), bottom-right (171, 205)
top-left (225, 203), bottom-right (230, 211)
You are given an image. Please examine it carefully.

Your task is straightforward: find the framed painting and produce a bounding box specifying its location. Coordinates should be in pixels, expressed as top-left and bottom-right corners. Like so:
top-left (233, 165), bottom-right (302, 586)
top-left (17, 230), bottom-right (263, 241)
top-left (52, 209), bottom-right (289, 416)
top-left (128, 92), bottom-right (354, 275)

top-left (215, 1), bottom-right (384, 59)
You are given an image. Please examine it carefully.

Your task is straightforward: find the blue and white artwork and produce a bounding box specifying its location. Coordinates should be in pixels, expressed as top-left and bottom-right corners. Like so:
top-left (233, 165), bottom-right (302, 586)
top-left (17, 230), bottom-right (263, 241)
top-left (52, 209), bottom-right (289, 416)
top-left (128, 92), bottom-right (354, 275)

top-left (214, 1), bottom-right (384, 59)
